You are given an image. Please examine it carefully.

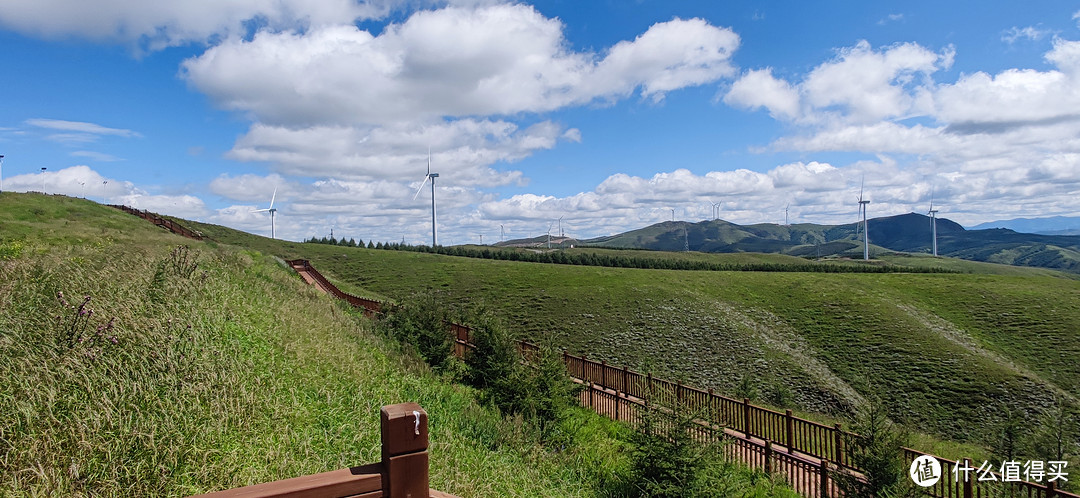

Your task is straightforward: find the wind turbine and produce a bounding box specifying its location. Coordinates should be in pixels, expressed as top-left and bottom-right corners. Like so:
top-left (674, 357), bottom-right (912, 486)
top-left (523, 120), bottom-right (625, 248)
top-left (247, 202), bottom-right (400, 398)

top-left (708, 199), bottom-right (721, 220)
top-left (500, 224), bottom-right (505, 242)
top-left (785, 204), bottom-right (790, 226)
top-left (547, 221), bottom-right (554, 249)
top-left (559, 216), bottom-right (564, 238)
top-left (0, 155), bottom-right (5, 193)
top-left (928, 188), bottom-right (939, 257)
top-left (858, 177), bottom-right (870, 260)
top-left (412, 150), bottom-right (439, 246)
top-left (254, 187), bottom-right (278, 239)
top-left (101, 180), bottom-right (108, 204)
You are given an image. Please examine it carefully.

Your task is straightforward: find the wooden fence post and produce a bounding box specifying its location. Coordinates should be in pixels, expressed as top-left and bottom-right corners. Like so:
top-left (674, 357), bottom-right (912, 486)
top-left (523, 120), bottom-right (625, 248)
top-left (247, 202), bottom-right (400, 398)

top-left (623, 366), bottom-right (629, 394)
top-left (785, 410), bottom-right (794, 454)
top-left (963, 458), bottom-right (973, 498)
top-left (764, 440), bottom-right (773, 474)
top-left (833, 423), bottom-right (844, 467)
top-left (819, 460), bottom-right (829, 498)
top-left (614, 389), bottom-right (621, 421)
top-left (1047, 480), bottom-right (1057, 498)
top-left (707, 388), bottom-right (715, 427)
top-left (381, 403), bottom-right (428, 498)
top-left (743, 398), bottom-right (752, 437)
top-left (677, 381), bottom-right (684, 404)
top-left (601, 360), bottom-right (607, 387)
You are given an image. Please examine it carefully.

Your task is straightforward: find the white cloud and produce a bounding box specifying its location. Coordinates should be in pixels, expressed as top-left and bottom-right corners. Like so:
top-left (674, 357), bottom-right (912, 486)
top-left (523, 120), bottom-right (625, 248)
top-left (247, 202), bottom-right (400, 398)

top-left (0, 0), bottom-right (396, 50)
top-left (182, 6), bottom-right (739, 126)
top-left (25, 118), bottom-right (140, 137)
top-left (25, 118), bottom-right (141, 145)
top-left (1002, 26), bottom-right (1052, 44)
top-left (223, 118), bottom-right (566, 185)
top-left (71, 151), bottom-right (122, 162)
top-left (723, 68), bottom-right (800, 120)
top-left (724, 41), bottom-right (952, 125)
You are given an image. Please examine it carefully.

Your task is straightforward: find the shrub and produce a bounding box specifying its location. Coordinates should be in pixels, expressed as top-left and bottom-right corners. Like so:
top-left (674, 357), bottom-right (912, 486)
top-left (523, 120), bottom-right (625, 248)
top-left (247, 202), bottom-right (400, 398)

top-left (383, 292), bottom-right (453, 370)
top-left (836, 397), bottom-right (914, 498)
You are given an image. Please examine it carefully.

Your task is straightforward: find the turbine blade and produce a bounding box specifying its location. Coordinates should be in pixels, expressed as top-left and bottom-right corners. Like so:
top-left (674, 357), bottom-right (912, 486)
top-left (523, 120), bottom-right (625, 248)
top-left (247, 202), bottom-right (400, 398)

top-left (427, 147), bottom-right (431, 176)
top-left (412, 175), bottom-right (430, 200)
top-left (269, 187), bottom-right (277, 209)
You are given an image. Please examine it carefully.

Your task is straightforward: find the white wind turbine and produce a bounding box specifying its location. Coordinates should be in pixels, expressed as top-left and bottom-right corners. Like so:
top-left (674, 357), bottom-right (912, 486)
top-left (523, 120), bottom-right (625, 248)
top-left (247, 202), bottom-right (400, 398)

top-left (708, 199), bottom-right (721, 220)
top-left (412, 150), bottom-right (439, 246)
top-left (857, 177), bottom-right (870, 260)
top-left (254, 187), bottom-right (278, 239)
top-left (928, 188), bottom-right (939, 257)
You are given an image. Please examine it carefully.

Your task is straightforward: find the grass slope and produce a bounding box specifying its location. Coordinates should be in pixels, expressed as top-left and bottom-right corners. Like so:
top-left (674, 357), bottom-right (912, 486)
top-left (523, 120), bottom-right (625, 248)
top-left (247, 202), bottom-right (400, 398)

top-left (282, 244), bottom-right (1080, 450)
top-left (1, 193), bottom-right (655, 497)
top-left (112, 202), bottom-right (1080, 460)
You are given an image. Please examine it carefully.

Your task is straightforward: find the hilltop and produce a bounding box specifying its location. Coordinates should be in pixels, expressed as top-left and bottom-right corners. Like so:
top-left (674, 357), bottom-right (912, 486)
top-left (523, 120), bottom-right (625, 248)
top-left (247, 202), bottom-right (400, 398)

top-left (500, 213), bottom-right (1080, 273)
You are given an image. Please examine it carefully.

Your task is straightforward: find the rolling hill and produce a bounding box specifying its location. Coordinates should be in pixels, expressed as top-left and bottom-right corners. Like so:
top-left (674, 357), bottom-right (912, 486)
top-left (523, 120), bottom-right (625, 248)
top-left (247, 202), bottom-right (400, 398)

top-left (500, 213), bottom-right (1080, 273)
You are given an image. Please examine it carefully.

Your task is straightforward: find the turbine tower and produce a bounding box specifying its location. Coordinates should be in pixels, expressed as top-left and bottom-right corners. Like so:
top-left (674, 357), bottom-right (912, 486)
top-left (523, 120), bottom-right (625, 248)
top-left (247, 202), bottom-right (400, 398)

top-left (412, 150), bottom-right (439, 246)
top-left (785, 204), bottom-right (790, 226)
top-left (709, 199), bottom-right (721, 220)
top-left (858, 178), bottom-right (870, 260)
top-left (928, 188), bottom-right (939, 257)
top-left (254, 187), bottom-right (278, 239)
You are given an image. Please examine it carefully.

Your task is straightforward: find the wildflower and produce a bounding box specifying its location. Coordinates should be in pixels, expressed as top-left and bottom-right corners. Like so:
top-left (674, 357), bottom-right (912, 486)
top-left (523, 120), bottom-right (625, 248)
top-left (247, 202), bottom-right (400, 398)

top-left (109, 336), bottom-right (118, 345)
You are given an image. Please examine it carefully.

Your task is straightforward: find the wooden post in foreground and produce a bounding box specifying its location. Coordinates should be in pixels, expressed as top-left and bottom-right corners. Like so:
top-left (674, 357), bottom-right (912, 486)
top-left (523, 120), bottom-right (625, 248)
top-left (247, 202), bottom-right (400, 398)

top-left (381, 402), bottom-right (429, 498)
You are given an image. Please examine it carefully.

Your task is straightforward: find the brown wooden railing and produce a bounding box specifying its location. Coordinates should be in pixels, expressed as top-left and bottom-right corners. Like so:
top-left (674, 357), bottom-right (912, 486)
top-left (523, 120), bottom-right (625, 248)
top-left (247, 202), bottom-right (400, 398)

top-left (289, 259), bottom-right (1079, 498)
top-left (189, 403), bottom-right (452, 498)
top-left (108, 204), bottom-right (204, 241)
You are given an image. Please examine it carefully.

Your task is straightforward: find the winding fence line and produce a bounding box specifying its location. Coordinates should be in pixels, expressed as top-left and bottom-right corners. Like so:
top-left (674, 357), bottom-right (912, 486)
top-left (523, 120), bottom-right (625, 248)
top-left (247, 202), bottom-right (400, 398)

top-left (108, 204), bottom-right (204, 241)
top-left (288, 258), bottom-right (1075, 498)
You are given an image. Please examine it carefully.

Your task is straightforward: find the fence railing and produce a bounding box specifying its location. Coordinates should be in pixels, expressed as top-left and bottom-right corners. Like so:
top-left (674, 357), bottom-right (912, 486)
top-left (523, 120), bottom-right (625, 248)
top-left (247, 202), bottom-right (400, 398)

top-left (189, 403), bottom-right (452, 498)
top-left (289, 259), bottom-right (1079, 498)
top-left (108, 204), bottom-right (204, 241)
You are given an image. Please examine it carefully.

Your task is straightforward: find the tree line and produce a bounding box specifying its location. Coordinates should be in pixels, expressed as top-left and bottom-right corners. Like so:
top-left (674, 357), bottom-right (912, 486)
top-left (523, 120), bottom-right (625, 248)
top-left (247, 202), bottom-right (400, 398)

top-left (304, 238), bottom-right (955, 274)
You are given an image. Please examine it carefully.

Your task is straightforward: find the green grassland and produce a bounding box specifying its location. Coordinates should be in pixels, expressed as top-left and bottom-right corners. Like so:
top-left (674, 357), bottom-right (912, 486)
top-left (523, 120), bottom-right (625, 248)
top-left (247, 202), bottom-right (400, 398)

top-left (2, 193), bottom-right (700, 497)
top-left (185, 214), bottom-right (1080, 454)
top-left (266, 242), bottom-right (1080, 456)
top-left (31, 196), bottom-right (1079, 468)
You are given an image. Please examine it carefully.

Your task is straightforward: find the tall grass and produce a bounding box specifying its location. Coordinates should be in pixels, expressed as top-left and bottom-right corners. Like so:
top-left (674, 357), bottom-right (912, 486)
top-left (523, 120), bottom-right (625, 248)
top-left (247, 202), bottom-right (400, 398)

top-left (0, 194), bottom-right (801, 496)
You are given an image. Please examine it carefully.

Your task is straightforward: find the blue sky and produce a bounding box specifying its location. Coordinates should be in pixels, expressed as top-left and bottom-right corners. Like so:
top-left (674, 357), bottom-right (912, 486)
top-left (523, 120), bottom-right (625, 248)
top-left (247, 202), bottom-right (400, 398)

top-left (2, 1), bottom-right (1079, 243)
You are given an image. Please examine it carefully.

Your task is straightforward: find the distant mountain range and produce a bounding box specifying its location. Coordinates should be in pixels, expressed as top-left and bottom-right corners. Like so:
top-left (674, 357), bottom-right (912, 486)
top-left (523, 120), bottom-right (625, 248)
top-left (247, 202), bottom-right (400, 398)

top-left (498, 213), bottom-right (1080, 273)
top-left (969, 215), bottom-right (1080, 236)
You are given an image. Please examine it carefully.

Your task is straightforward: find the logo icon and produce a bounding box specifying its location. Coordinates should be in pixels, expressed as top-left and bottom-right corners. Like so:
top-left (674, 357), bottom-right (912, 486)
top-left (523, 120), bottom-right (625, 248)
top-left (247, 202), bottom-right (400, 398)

top-left (910, 455), bottom-right (942, 487)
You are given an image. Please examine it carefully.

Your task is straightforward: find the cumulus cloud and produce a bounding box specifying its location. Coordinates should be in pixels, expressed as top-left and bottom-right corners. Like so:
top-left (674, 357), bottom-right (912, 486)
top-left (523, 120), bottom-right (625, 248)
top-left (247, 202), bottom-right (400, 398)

top-left (724, 41), bottom-right (952, 125)
top-left (725, 35), bottom-right (1080, 227)
top-left (723, 68), bottom-right (800, 120)
top-left (182, 5), bottom-right (739, 126)
top-left (0, 0), bottom-right (396, 50)
top-left (224, 118), bottom-right (567, 184)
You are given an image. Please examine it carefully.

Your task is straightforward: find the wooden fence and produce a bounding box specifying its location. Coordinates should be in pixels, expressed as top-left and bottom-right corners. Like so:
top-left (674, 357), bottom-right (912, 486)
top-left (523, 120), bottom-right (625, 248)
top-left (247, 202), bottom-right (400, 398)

top-left (289, 259), bottom-right (1079, 498)
top-left (108, 204), bottom-right (204, 241)
top-left (189, 403), bottom-right (453, 498)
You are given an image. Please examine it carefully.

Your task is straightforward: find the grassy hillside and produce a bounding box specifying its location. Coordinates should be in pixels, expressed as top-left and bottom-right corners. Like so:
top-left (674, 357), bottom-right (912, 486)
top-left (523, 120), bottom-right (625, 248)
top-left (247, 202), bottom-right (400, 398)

top-left (276, 243), bottom-right (1080, 451)
top-left (182, 214), bottom-right (1080, 451)
top-left (1, 193), bottom-right (669, 497)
